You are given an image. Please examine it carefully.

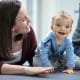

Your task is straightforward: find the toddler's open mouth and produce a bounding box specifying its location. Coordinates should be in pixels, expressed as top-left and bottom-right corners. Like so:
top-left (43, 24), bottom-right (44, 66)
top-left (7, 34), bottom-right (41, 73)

top-left (58, 32), bottom-right (65, 35)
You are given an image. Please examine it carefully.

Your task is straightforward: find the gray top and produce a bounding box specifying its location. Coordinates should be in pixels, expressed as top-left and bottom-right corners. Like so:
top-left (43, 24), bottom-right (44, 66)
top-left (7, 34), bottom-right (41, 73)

top-left (72, 5), bottom-right (80, 42)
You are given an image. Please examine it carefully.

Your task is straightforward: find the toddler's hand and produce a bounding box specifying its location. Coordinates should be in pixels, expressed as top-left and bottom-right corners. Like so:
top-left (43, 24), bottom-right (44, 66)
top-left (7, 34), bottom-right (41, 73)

top-left (62, 69), bottom-right (76, 74)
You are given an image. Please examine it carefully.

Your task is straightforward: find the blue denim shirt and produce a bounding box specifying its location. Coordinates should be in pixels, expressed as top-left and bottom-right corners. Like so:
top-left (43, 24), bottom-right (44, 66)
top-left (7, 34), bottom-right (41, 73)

top-left (37, 32), bottom-right (75, 67)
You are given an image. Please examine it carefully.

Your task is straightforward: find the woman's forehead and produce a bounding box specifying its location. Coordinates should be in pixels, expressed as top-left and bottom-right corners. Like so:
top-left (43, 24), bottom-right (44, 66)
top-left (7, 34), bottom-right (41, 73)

top-left (16, 7), bottom-right (27, 19)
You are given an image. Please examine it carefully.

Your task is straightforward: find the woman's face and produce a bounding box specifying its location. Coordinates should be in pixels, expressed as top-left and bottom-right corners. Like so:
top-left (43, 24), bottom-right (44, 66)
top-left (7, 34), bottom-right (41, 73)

top-left (12, 7), bottom-right (30, 36)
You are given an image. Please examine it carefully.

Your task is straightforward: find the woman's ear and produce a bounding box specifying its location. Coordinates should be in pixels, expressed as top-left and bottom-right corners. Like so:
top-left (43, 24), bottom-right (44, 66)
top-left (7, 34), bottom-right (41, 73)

top-left (12, 25), bottom-right (16, 33)
top-left (12, 27), bottom-right (15, 32)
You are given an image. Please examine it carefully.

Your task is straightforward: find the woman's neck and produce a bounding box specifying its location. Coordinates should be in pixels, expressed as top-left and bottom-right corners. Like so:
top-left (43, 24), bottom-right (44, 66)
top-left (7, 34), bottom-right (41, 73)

top-left (12, 33), bottom-right (24, 52)
top-left (12, 39), bottom-right (23, 53)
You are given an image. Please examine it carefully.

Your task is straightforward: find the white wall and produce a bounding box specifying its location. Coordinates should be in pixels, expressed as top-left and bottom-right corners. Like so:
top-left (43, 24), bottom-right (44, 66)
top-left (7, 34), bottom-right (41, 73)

top-left (17, 0), bottom-right (80, 43)
top-left (36, 0), bottom-right (57, 43)
top-left (35, 0), bottom-right (80, 43)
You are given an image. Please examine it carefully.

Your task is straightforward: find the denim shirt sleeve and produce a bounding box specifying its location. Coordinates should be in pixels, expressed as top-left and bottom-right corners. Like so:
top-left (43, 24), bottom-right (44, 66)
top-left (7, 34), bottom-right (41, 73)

top-left (65, 39), bottom-right (75, 67)
top-left (37, 34), bottom-right (52, 67)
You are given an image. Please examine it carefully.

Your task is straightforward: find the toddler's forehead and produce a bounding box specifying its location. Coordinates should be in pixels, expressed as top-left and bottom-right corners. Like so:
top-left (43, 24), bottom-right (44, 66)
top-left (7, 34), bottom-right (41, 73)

top-left (53, 16), bottom-right (72, 24)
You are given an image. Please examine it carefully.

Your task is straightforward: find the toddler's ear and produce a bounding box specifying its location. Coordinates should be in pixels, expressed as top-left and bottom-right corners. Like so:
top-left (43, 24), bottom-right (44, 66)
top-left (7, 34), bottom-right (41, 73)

top-left (51, 25), bottom-right (53, 30)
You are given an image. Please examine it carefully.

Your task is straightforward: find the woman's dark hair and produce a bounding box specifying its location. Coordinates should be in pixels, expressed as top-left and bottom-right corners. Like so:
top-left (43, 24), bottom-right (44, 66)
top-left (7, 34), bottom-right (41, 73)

top-left (0, 0), bottom-right (21, 60)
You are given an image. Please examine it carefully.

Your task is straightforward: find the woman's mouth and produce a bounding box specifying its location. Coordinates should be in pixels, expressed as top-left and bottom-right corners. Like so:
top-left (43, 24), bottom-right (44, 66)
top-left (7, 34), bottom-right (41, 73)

top-left (14, 34), bottom-right (24, 41)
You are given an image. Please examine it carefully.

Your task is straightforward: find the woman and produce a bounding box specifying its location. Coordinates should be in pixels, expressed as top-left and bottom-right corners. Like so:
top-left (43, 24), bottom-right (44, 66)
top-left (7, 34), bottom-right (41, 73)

top-left (0, 0), bottom-right (53, 75)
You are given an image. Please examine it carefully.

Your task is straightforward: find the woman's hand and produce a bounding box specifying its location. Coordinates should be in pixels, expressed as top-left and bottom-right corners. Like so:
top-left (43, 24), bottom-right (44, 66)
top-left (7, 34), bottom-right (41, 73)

top-left (24, 67), bottom-right (54, 75)
top-left (47, 66), bottom-right (56, 73)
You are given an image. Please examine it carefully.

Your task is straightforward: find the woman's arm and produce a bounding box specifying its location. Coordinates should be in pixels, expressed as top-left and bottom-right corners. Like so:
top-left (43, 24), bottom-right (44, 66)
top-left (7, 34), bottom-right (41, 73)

top-left (1, 63), bottom-right (53, 75)
top-left (1, 64), bottom-right (25, 74)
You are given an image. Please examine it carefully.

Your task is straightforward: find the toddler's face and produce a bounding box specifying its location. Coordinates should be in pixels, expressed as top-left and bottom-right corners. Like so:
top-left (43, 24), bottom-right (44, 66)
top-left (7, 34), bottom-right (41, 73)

top-left (51, 17), bottom-right (72, 40)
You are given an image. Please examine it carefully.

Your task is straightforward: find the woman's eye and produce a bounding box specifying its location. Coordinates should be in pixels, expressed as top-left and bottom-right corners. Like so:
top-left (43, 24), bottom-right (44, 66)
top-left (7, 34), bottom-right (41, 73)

top-left (20, 18), bottom-right (26, 22)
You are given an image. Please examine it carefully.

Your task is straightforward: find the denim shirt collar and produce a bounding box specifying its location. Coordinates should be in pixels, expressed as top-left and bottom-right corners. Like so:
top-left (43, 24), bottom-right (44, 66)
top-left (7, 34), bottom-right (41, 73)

top-left (50, 32), bottom-right (66, 55)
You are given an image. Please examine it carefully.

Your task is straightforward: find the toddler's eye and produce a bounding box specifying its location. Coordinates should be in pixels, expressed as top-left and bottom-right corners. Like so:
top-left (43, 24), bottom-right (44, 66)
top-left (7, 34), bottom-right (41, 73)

top-left (66, 25), bottom-right (70, 28)
top-left (56, 24), bottom-right (61, 27)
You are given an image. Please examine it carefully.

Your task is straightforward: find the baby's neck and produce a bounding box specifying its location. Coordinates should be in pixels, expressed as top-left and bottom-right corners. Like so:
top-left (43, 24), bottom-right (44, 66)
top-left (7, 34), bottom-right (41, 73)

top-left (56, 38), bottom-right (63, 46)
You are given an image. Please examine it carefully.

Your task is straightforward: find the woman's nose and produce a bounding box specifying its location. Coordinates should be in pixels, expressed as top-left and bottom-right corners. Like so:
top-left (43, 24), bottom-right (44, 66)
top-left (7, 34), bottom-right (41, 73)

top-left (27, 17), bottom-right (31, 24)
top-left (26, 24), bottom-right (30, 33)
top-left (26, 17), bottom-right (31, 33)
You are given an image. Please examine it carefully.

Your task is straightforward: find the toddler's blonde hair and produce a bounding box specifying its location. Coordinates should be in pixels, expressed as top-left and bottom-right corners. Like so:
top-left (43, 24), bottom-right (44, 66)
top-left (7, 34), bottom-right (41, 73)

top-left (52, 11), bottom-right (73, 25)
